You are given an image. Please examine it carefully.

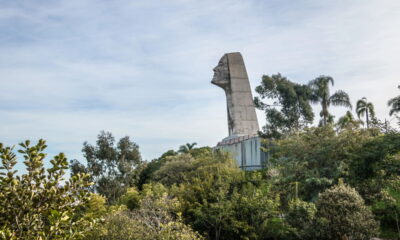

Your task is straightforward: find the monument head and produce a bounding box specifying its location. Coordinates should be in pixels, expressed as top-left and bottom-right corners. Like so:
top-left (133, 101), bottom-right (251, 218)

top-left (211, 54), bottom-right (229, 88)
top-left (211, 52), bottom-right (259, 137)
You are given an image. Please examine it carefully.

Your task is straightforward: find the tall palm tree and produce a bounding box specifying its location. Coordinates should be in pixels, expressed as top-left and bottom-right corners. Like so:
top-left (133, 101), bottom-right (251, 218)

top-left (356, 97), bottom-right (375, 128)
top-left (308, 76), bottom-right (352, 126)
top-left (178, 142), bottom-right (197, 154)
top-left (388, 85), bottom-right (400, 116)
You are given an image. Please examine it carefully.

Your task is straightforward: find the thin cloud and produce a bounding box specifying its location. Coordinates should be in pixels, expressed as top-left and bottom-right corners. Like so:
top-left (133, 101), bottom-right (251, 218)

top-left (0, 0), bottom-right (399, 166)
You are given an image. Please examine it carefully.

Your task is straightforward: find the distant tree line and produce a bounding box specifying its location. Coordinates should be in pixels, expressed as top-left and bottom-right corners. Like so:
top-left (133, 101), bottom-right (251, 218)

top-left (254, 74), bottom-right (400, 138)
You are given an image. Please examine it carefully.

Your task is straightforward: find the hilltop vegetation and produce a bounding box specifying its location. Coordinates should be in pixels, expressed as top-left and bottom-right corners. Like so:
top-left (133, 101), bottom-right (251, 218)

top-left (1, 126), bottom-right (399, 240)
top-left (1, 80), bottom-right (400, 239)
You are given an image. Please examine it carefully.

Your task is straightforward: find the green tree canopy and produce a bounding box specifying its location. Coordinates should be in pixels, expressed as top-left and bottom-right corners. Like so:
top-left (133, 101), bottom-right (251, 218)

top-left (70, 131), bottom-right (142, 203)
top-left (153, 154), bottom-right (197, 186)
top-left (136, 149), bottom-right (178, 190)
top-left (169, 151), bottom-right (288, 240)
top-left (254, 73), bottom-right (314, 139)
top-left (336, 110), bottom-right (362, 131)
top-left (86, 183), bottom-right (203, 240)
top-left (269, 127), bottom-right (373, 201)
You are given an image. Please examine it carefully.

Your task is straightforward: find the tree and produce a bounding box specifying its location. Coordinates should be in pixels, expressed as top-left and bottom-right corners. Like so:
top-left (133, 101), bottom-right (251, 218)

top-left (308, 76), bottom-right (352, 126)
top-left (153, 154), bottom-right (197, 186)
top-left (170, 151), bottom-right (240, 240)
top-left (0, 140), bottom-right (93, 239)
top-left (269, 126), bottom-right (373, 201)
top-left (137, 147), bottom-right (212, 190)
top-left (369, 152), bottom-right (400, 239)
top-left (178, 142), bottom-right (197, 154)
top-left (314, 184), bottom-right (378, 240)
top-left (70, 131), bottom-right (142, 203)
top-left (229, 180), bottom-right (289, 239)
top-left (136, 149), bottom-right (177, 190)
top-left (388, 85), bottom-right (400, 116)
top-left (336, 110), bottom-right (362, 131)
top-left (254, 73), bottom-right (314, 139)
top-left (356, 97), bottom-right (375, 128)
top-left (169, 151), bottom-right (289, 240)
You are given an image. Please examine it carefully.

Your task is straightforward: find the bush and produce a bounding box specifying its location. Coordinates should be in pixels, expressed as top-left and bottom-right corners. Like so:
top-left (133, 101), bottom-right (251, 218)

top-left (0, 140), bottom-right (93, 240)
top-left (314, 184), bottom-right (379, 240)
top-left (117, 187), bottom-right (141, 210)
top-left (286, 199), bottom-right (316, 239)
top-left (86, 188), bottom-right (203, 240)
top-left (83, 193), bottom-right (108, 219)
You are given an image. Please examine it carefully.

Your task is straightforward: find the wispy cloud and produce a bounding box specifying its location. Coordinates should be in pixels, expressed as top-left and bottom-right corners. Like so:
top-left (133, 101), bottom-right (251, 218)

top-left (0, 0), bottom-right (399, 164)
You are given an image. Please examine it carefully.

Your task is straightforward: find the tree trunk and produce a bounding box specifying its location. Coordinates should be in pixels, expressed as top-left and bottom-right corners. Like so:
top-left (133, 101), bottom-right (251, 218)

top-left (322, 101), bottom-right (328, 126)
top-left (216, 226), bottom-right (221, 240)
top-left (366, 108), bottom-right (369, 129)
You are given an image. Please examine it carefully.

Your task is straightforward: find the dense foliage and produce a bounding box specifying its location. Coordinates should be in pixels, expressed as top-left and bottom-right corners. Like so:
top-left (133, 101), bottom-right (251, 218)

top-left (0, 140), bottom-right (93, 240)
top-left (268, 126), bottom-right (372, 201)
top-left (85, 184), bottom-right (203, 240)
top-left (254, 73), bottom-right (314, 138)
top-left (2, 125), bottom-right (400, 239)
top-left (1, 81), bottom-right (400, 239)
top-left (70, 131), bottom-right (142, 203)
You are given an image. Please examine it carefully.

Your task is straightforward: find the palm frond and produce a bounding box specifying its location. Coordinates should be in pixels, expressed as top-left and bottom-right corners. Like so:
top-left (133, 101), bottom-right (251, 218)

top-left (308, 76), bottom-right (335, 107)
top-left (326, 76), bottom-right (334, 86)
top-left (356, 99), bottom-right (366, 109)
top-left (388, 95), bottom-right (400, 116)
top-left (388, 96), bottom-right (400, 106)
top-left (356, 99), bottom-right (366, 118)
top-left (389, 102), bottom-right (400, 116)
top-left (367, 103), bottom-right (375, 117)
top-left (308, 76), bottom-right (334, 89)
top-left (309, 96), bottom-right (320, 104)
top-left (356, 108), bottom-right (365, 118)
top-left (329, 90), bottom-right (352, 109)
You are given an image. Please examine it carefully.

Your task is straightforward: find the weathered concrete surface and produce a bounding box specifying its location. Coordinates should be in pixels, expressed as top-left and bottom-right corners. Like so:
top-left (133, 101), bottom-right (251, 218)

top-left (211, 52), bottom-right (259, 136)
top-left (214, 133), bottom-right (267, 170)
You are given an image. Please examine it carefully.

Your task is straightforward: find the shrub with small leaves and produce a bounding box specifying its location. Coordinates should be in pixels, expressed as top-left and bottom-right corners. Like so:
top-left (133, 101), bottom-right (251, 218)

top-left (86, 184), bottom-right (203, 240)
top-left (0, 140), bottom-right (94, 240)
top-left (286, 199), bottom-right (316, 239)
top-left (314, 184), bottom-right (379, 240)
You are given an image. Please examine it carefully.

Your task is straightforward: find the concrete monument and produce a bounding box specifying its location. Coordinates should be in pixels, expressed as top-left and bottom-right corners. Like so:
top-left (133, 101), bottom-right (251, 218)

top-left (211, 52), bottom-right (259, 137)
top-left (212, 52), bottom-right (267, 170)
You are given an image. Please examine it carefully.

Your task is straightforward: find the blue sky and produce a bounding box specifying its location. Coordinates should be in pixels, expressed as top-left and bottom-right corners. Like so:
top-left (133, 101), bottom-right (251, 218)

top-left (1, 0), bottom-right (400, 166)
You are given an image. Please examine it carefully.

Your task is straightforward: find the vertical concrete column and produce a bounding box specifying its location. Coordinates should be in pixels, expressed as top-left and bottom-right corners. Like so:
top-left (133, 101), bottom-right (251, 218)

top-left (211, 52), bottom-right (259, 136)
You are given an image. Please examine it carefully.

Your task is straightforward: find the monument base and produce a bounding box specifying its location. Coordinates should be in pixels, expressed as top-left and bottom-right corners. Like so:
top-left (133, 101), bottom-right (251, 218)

top-left (214, 134), bottom-right (268, 171)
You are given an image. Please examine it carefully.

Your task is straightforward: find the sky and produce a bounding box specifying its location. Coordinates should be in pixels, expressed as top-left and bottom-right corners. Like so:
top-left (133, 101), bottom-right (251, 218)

top-left (1, 0), bottom-right (400, 167)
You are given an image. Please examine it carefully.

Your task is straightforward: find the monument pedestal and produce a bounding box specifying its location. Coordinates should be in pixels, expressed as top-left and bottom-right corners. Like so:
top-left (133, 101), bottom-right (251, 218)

top-left (214, 134), bottom-right (267, 170)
